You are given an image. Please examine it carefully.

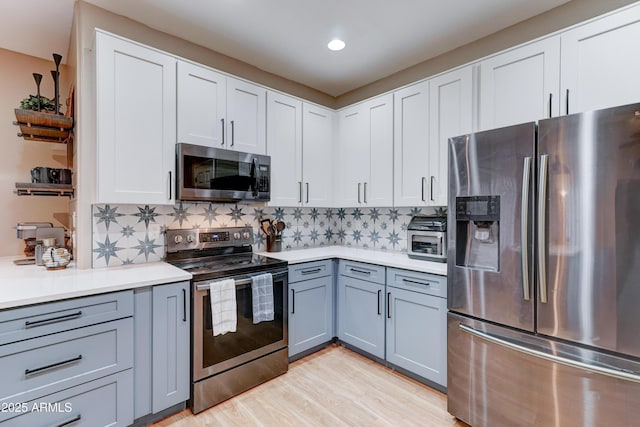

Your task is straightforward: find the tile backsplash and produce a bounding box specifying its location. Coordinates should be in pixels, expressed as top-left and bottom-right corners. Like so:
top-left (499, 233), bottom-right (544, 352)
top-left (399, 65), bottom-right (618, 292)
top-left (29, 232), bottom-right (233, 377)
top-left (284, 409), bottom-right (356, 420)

top-left (92, 202), bottom-right (446, 267)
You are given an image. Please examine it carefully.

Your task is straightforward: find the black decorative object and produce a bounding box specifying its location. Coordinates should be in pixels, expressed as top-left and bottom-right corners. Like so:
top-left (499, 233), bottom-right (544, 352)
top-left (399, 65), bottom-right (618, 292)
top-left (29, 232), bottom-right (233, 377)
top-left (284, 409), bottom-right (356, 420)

top-left (52, 53), bottom-right (62, 115)
top-left (32, 73), bottom-right (42, 111)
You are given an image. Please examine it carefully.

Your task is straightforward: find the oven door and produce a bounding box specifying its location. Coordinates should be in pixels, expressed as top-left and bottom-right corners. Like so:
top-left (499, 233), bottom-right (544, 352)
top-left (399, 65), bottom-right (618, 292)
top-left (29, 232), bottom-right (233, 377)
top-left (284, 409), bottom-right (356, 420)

top-left (408, 231), bottom-right (447, 260)
top-left (193, 269), bottom-right (288, 382)
top-left (176, 143), bottom-right (270, 202)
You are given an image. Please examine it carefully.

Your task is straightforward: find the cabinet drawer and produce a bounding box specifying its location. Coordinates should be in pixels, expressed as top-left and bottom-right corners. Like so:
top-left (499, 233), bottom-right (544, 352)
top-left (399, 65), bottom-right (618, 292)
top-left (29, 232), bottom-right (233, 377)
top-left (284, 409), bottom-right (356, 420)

top-left (0, 318), bottom-right (133, 404)
top-left (0, 369), bottom-right (134, 426)
top-left (386, 268), bottom-right (447, 298)
top-left (0, 290), bottom-right (133, 345)
top-left (339, 260), bottom-right (385, 284)
top-left (289, 260), bottom-right (333, 283)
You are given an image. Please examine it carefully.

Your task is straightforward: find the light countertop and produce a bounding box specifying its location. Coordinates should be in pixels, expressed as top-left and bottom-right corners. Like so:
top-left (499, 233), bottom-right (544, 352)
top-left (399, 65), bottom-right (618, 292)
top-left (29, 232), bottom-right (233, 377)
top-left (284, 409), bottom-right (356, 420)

top-left (0, 257), bottom-right (191, 310)
top-left (259, 246), bottom-right (447, 276)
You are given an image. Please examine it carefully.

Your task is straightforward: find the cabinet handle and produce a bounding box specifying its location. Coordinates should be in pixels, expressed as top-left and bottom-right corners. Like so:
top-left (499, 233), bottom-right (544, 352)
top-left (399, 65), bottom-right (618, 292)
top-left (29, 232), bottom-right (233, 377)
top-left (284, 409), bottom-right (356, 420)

top-left (349, 267), bottom-right (371, 275)
top-left (430, 176), bottom-right (435, 202)
top-left (291, 289), bottom-right (295, 314)
top-left (25, 311), bottom-right (82, 328)
top-left (548, 93), bottom-right (552, 118)
top-left (56, 414), bottom-right (81, 427)
top-left (221, 118), bottom-right (225, 146)
top-left (363, 182), bottom-right (367, 204)
top-left (182, 288), bottom-right (187, 322)
top-left (402, 278), bottom-right (430, 286)
top-left (301, 268), bottom-right (322, 275)
top-left (168, 171), bottom-right (172, 200)
top-left (377, 290), bottom-right (381, 315)
top-left (306, 182), bottom-right (309, 204)
top-left (566, 89), bottom-right (570, 115)
top-left (358, 183), bottom-right (361, 203)
top-left (387, 292), bottom-right (391, 319)
top-left (230, 120), bottom-right (235, 147)
top-left (298, 182), bottom-right (303, 203)
top-left (25, 355), bottom-right (82, 376)
top-left (421, 177), bottom-right (426, 201)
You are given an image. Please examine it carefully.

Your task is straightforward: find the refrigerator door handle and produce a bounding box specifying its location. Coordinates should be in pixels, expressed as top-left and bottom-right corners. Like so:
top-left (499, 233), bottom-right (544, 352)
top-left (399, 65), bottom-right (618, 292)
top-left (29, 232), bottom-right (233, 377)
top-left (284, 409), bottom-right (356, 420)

top-left (538, 154), bottom-right (549, 304)
top-left (521, 157), bottom-right (531, 301)
top-left (459, 323), bottom-right (640, 384)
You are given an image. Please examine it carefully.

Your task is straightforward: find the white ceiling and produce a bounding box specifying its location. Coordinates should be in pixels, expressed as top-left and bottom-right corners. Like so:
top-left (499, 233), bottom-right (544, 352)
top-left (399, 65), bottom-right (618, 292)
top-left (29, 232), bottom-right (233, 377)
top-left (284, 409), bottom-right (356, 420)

top-left (1, 0), bottom-right (570, 96)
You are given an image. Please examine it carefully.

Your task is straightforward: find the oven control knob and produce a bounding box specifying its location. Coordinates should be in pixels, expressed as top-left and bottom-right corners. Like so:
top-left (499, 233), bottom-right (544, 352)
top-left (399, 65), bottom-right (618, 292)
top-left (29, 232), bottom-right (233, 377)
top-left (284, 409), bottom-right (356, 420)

top-left (186, 235), bottom-right (195, 243)
top-left (233, 232), bottom-right (241, 240)
top-left (242, 231), bottom-right (250, 240)
top-left (174, 235), bottom-right (183, 244)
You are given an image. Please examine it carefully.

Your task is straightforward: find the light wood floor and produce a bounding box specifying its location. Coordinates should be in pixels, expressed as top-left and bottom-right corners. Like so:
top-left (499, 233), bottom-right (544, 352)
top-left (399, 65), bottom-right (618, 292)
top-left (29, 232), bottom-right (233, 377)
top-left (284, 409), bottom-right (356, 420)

top-left (153, 344), bottom-right (468, 426)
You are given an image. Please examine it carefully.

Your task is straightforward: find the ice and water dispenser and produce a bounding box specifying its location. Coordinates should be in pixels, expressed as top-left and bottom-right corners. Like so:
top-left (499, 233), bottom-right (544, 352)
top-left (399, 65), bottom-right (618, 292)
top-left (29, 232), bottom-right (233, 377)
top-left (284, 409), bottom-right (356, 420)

top-left (455, 196), bottom-right (500, 271)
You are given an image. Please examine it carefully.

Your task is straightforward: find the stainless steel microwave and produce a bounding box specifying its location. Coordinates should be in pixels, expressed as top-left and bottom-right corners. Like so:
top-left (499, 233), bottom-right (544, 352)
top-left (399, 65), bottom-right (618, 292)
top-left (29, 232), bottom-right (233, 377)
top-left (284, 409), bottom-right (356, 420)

top-left (176, 143), bottom-right (270, 202)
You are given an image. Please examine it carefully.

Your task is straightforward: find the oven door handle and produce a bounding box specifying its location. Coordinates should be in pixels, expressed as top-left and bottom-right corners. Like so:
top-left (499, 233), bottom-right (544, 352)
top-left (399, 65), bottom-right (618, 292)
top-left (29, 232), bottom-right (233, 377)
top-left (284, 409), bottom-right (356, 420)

top-left (195, 271), bottom-right (287, 291)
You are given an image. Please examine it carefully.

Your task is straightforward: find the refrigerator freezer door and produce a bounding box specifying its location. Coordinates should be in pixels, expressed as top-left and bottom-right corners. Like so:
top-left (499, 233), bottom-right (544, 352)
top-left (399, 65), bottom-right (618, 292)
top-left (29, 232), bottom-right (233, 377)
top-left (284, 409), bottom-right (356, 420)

top-left (448, 123), bottom-right (535, 332)
top-left (537, 103), bottom-right (640, 358)
top-left (447, 313), bottom-right (640, 427)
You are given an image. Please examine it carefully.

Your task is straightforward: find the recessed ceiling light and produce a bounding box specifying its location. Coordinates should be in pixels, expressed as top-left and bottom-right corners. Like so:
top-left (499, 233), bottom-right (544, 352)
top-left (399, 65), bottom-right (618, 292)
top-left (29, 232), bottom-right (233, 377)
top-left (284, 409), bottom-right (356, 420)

top-left (328, 39), bottom-right (346, 51)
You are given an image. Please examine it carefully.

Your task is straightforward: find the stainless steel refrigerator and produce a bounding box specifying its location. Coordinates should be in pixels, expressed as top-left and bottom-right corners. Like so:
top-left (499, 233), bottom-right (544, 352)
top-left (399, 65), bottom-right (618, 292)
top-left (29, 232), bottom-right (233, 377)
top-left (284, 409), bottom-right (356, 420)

top-left (447, 103), bottom-right (640, 426)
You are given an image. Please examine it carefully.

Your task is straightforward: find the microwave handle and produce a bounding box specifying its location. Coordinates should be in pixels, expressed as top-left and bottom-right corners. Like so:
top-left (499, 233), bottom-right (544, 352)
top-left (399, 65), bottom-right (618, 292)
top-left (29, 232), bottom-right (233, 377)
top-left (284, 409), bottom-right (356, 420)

top-left (251, 158), bottom-right (259, 196)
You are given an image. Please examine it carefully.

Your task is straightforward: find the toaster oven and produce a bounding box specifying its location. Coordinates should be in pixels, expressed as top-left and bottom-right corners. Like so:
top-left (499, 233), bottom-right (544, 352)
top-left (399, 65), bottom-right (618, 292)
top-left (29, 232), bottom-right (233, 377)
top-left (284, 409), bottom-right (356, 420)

top-left (407, 215), bottom-right (447, 262)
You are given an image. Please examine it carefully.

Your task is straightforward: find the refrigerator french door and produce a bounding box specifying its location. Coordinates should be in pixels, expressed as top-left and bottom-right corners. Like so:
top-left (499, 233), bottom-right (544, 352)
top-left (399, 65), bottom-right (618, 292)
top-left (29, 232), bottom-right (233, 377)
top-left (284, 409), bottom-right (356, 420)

top-left (447, 103), bottom-right (640, 426)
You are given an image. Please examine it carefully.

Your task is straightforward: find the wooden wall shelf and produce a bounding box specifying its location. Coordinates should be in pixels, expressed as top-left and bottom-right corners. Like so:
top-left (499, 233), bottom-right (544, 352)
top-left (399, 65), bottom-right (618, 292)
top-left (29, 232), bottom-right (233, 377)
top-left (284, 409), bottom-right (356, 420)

top-left (13, 108), bottom-right (73, 144)
top-left (15, 183), bottom-right (74, 198)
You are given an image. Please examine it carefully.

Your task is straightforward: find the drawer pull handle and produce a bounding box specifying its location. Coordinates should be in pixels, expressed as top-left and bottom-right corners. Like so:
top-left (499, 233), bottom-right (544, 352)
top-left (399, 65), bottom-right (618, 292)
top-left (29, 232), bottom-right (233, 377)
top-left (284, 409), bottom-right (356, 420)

top-left (402, 278), bottom-right (431, 286)
top-left (301, 268), bottom-right (322, 275)
top-left (25, 311), bottom-right (82, 328)
top-left (349, 268), bottom-right (372, 275)
top-left (25, 355), bottom-right (82, 376)
top-left (56, 414), bottom-right (81, 427)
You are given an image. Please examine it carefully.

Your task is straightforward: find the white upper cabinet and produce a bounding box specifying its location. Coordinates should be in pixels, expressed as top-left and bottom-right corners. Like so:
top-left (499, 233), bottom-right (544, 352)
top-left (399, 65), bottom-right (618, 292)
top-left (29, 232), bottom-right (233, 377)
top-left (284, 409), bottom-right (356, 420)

top-left (177, 62), bottom-right (266, 154)
top-left (177, 61), bottom-right (226, 147)
top-left (393, 82), bottom-right (429, 207)
top-left (428, 67), bottom-right (474, 206)
top-left (302, 103), bottom-right (335, 207)
top-left (226, 77), bottom-right (266, 154)
top-left (95, 31), bottom-right (176, 205)
top-left (337, 105), bottom-right (367, 206)
top-left (336, 94), bottom-right (393, 207)
top-left (561, 4), bottom-right (640, 114)
top-left (267, 91), bottom-right (303, 206)
top-left (478, 37), bottom-right (560, 131)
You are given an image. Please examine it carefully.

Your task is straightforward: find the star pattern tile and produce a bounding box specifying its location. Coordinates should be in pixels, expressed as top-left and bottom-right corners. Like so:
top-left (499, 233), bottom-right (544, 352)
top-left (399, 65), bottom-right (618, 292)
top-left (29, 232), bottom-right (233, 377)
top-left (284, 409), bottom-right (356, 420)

top-left (92, 203), bottom-right (445, 267)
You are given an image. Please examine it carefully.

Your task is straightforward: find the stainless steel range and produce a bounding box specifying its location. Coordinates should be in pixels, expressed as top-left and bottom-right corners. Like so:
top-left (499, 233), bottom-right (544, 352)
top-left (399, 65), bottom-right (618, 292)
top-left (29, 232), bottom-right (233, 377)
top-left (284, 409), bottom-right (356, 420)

top-left (165, 226), bottom-right (288, 414)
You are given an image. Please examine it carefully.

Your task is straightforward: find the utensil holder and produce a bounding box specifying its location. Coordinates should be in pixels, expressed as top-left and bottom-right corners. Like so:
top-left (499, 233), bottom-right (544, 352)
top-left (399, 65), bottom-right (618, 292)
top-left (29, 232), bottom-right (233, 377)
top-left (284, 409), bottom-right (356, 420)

top-left (266, 235), bottom-right (282, 252)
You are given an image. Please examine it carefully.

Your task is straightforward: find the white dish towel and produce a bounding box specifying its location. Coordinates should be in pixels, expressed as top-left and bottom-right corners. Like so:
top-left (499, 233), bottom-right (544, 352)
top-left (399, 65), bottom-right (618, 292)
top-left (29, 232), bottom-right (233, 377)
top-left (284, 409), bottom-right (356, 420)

top-left (251, 273), bottom-right (274, 324)
top-left (209, 279), bottom-right (237, 336)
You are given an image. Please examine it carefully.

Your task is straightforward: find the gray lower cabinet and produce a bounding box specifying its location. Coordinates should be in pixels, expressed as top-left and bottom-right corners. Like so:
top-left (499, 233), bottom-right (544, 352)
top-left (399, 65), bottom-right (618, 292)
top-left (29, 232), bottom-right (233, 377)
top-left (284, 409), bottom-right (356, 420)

top-left (0, 290), bottom-right (134, 426)
top-left (337, 260), bottom-right (386, 359)
top-left (134, 281), bottom-right (190, 421)
top-left (288, 261), bottom-right (334, 358)
top-left (386, 268), bottom-right (447, 387)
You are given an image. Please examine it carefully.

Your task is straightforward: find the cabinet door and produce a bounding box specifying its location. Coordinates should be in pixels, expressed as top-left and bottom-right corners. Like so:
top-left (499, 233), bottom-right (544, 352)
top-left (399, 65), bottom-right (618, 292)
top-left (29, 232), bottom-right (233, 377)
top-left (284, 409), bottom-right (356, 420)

top-left (95, 32), bottom-right (176, 205)
top-left (289, 276), bottom-right (333, 357)
top-left (337, 105), bottom-right (368, 206)
top-left (226, 77), bottom-right (266, 154)
top-left (479, 37), bottom-right (560, 131)
top-left (338, 275), bottom-right (385, 359)
top-left (428, 67), bottom-right (473, 206)
top-left (386, 287), bottom-right (447, 386)
top-left (365, 94), bottom-right (394, 206)
top-left (561, 4), bottom-right (640, 114)
top-left (152, 282), bottom-right (190, 413)
top-left (267, 91), bottom-right (302, 206)
top-left (393, 82), bottom-right (429, 207)
top-left (177, 61), bottom-right (226, 148)
top-left (303, 103), bottom-right (335, 207)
